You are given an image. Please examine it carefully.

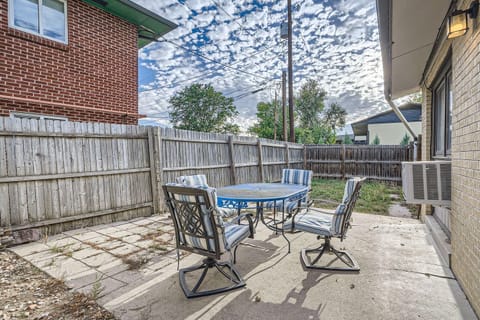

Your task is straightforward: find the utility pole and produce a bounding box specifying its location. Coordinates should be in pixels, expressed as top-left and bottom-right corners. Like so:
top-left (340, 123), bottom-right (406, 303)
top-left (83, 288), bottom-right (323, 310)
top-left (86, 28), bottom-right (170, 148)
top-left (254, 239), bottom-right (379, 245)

top-left (273, 88), bottom-right (278, 141)
top-left (287, 0), bottom-right (295, 142)
top-left (282, 71), bottom-right (287, 142)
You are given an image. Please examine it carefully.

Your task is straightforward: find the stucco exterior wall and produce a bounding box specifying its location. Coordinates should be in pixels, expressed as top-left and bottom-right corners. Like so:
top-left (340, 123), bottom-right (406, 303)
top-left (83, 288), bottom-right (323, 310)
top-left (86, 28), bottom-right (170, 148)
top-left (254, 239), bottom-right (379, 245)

top-left (367, 122), bottom-right (421, 144)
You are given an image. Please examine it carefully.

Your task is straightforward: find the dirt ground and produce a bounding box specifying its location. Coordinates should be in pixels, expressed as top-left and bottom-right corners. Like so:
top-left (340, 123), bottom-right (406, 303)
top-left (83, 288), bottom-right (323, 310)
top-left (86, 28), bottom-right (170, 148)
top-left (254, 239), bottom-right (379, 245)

top-left (0, 250), bottom-right (114, 320)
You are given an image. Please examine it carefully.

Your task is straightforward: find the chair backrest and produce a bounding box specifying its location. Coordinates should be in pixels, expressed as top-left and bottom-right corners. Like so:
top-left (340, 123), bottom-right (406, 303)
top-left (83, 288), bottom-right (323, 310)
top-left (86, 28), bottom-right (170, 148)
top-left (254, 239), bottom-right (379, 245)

top-left (281, 169), bottom-right (313, 204)
top-left (331, 177), bottom-right (366, 239)
top-left (176, 174), bottom-right (208, 187)
top-left (163, 184), bottom-right (226, 259)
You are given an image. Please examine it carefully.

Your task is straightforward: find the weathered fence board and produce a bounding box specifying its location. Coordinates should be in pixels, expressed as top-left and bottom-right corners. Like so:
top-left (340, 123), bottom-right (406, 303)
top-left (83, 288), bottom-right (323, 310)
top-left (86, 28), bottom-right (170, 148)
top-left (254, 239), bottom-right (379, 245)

top-left (0, 117), bottom-right (303, 236)
top-left (306, 144), bottom-right (412, 182)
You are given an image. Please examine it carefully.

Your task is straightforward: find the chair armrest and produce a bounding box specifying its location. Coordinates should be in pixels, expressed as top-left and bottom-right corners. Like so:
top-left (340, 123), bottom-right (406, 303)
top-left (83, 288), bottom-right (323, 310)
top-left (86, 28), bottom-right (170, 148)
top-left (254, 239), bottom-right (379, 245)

top-left (229, 213), bottom-right (255, 239)
top-left (307, 207), bottom-right (336, 215)
top-left (312, 198), bottom-right (338, 205)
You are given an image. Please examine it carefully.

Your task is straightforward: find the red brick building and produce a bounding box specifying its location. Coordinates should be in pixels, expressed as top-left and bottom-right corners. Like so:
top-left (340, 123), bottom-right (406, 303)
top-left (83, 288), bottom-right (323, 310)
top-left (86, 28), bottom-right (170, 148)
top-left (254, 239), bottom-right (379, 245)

top-left (0, 0), bottom-right (176, 124)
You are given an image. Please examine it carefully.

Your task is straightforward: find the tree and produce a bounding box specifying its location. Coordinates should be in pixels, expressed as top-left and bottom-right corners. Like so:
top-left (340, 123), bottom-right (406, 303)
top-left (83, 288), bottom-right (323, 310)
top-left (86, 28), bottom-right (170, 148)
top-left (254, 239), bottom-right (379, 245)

top-left (169, 84), bottom-right (240, 134)
top-left (295, 79), bottom-right (327, 129)
top-left (400, 133), bottom-right (411, 146)
top-left (249, 99), bottom-right (336, 144)
top-left (324, 102), bottom-right (347, 133)
top-left (343, 135), bottom-right (353, 144)
top-left (248, 101), bottom-right (285, 140)
top-left (372, 134), bottom-right (380, 145)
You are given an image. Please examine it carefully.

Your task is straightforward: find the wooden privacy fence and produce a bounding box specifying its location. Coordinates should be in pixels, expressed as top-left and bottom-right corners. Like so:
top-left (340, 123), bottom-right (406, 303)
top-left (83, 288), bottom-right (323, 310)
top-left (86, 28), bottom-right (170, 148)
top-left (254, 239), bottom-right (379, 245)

top-left (305, 144), bottom-right (413, 182)
top-left (0, 116), bottom-right (413, 239)
top-left (0, 117), bottom-right (304, 237)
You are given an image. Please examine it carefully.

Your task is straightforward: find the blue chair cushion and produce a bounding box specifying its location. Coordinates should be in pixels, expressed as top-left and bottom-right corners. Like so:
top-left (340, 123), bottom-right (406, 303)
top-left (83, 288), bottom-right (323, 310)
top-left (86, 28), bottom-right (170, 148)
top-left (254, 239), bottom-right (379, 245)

top-left (263, 199), bottom-right (301, 214)
top-left (282, 169), bottom-right (313, 188)
top-left (284, 211), bottom-right (334, 237)
top-left (176, 175), bottom-right (237, 218)
top-left (224, 223), bottom-right (251, 250)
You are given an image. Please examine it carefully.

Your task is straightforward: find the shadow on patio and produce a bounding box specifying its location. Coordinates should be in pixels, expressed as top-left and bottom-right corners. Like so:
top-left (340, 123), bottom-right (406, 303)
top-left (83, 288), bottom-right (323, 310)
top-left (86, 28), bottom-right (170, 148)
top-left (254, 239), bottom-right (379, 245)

top-left (11, 212), bottom-right (477, 320)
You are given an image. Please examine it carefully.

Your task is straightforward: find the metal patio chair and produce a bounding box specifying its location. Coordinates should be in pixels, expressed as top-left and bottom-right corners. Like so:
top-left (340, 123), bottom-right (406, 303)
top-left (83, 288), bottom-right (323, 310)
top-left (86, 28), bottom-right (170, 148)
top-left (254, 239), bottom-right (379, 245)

top-left (264, 169), bottom-right (314, 216)
top-left (284, 177), bottom-right (366, 271)
top-left (177, 174), bottom-right (237, 218)
top-left (163, 184), bottom-right (254, 298)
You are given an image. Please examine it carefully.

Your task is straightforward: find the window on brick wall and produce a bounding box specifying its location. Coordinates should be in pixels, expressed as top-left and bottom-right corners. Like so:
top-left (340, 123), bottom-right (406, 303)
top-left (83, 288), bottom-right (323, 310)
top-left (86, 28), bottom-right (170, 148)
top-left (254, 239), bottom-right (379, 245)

top-left (8, 0), bottom-right (68, 43)
top-left (432, 62), bottom-right (452, 158)
top-left (10, 112), bottom-right (68, 121)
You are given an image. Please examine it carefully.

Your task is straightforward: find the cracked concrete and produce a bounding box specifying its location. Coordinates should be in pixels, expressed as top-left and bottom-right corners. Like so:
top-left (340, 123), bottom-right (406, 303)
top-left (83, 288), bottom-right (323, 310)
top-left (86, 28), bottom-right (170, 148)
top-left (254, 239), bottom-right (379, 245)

top-left (10, 213), bottom-right (478, 320)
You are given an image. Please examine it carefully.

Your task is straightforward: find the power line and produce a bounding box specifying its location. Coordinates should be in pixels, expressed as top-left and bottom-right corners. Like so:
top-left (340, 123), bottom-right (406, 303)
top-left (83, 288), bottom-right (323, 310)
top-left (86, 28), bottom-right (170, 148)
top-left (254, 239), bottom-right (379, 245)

top-left (139, 42), bottom-right (282, 93)
top-left (162, 38), bottom-right (272, 81)
top-left (210, 0), bottom-right (257, 38)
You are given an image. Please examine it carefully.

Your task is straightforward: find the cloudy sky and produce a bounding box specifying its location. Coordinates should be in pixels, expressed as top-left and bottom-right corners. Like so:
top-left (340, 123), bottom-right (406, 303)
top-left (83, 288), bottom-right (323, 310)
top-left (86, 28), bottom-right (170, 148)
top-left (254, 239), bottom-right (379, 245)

top-left (134, 0), bottom-right (389, 132)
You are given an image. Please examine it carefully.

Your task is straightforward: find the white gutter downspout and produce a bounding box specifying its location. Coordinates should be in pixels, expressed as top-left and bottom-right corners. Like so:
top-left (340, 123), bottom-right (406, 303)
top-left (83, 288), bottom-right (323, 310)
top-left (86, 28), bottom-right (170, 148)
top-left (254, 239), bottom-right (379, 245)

top-left (386, 97), bottom-right (418, 140)
top-left (377, 0), bottom-right (418, 142)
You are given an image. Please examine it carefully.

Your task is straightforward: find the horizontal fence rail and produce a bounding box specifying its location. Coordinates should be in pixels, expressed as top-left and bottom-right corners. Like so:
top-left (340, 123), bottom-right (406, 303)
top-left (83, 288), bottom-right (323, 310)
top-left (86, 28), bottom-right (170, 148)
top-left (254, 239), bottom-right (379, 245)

top-left (305, 144), bottom-right (413, 182)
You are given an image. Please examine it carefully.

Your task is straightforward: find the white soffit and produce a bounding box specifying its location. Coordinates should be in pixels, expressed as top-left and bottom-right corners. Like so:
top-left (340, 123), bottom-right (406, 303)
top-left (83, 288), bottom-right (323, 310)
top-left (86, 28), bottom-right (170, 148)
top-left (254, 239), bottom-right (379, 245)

top-left (391, 0), bottom-right (450, 98)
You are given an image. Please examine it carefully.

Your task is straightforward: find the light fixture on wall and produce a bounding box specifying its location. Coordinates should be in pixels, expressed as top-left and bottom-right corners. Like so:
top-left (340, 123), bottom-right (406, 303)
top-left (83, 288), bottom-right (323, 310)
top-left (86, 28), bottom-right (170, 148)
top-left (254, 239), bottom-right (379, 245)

top-left (447, 0), bottom-right (479, 39)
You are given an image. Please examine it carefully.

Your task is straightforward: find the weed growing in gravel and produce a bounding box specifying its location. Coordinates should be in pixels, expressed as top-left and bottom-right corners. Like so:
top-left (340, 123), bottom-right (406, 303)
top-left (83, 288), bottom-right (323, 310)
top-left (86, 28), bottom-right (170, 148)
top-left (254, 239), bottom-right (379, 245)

top-left (90, 274), bottom-right (105, 300)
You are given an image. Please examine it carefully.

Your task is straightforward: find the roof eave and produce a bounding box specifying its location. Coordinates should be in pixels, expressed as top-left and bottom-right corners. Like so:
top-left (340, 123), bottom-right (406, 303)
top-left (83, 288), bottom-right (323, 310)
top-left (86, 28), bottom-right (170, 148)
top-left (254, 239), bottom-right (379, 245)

top-left (82, 0), bottom-right (177, 48)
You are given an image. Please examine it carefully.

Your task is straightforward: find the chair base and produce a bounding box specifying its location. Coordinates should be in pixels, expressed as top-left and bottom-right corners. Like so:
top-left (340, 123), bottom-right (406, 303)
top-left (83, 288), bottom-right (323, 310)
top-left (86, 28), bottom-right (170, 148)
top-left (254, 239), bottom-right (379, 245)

top-left (301, 238), bottom-right (360, 271)
top-left (179, 257), bottom-right (246, 298)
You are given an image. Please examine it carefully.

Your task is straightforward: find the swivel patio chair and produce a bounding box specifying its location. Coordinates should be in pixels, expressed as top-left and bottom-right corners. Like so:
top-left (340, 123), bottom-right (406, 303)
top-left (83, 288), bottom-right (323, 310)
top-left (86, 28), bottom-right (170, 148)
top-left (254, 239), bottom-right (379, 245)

top-left (177, 174), bottom-right (237, 218)
top-left (163, 184), bottom-right (254, 298)
top-left (284, 177), bottom-right (366, 271)
top-left (264, 169), bottom-right (314, 216)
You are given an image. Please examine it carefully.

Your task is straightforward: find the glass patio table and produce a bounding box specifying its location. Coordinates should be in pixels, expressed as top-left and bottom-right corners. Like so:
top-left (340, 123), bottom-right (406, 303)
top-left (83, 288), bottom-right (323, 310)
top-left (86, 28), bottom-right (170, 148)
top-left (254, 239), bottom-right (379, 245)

top-left (216, 183), bottom-right (309, 253)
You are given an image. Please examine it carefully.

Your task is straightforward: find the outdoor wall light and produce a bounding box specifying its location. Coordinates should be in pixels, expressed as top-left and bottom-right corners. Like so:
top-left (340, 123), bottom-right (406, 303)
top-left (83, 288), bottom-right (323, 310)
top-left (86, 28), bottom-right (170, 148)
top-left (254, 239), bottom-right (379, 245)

top-left (447, 0), bottom-right (479, 39)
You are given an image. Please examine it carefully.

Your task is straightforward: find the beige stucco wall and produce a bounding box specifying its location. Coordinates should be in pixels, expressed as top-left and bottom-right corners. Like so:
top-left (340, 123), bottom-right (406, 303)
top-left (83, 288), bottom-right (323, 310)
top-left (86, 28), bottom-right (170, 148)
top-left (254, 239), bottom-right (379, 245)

top-left (367, 122), bottom-right (421, 144)
top-left (422, 0), bottom-right (480, 314)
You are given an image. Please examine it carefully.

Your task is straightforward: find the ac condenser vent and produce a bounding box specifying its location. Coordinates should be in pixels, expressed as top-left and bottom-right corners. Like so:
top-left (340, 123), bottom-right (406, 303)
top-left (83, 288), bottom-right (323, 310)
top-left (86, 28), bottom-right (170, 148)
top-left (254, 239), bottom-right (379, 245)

top-left (402, 161), bottom-right (451, 206)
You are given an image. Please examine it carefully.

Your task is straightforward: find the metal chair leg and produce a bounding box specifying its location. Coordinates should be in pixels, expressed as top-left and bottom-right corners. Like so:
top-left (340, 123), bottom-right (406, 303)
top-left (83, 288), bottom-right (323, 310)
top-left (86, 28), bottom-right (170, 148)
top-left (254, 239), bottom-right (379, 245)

top-left (301, 238), bottom-right (360, 271)
top-left (178, 258), bottom-right (246, 298)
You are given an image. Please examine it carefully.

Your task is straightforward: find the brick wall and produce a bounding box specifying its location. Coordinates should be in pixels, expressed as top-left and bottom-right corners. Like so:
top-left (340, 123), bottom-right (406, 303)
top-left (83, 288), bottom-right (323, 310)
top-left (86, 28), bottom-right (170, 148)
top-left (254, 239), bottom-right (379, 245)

top-left (450, 12), bottom-right (480, 313)
top-left (0, 0), bottom-right (139, 124)
top-left (421, 0), bottom-right (480, 314)
top-left (420, 87), bottom-right (432, 217)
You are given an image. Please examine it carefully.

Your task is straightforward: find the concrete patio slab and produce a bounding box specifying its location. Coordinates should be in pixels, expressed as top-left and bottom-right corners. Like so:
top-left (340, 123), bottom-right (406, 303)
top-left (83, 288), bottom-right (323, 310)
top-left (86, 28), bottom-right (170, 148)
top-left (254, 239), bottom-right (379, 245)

top-left (10, 213), bottom-right (478, 320)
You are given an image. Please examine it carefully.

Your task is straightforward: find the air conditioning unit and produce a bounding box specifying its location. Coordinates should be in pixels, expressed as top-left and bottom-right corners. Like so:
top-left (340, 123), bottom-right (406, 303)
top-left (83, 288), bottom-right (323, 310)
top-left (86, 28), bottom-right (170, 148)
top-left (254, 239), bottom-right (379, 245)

top-left (402, 161), bottom-right (451, 206)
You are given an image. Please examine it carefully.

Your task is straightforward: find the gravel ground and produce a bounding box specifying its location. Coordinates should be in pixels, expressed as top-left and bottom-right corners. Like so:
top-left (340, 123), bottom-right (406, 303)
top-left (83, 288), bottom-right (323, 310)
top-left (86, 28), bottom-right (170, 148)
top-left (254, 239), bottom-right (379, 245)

top-left (0, 250), bottom-right (114, 320)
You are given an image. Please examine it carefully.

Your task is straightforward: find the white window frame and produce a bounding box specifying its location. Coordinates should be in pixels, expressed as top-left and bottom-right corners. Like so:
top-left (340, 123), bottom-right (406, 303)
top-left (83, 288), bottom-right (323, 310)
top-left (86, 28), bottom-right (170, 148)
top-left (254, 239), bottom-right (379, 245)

top-left (432, 61), bottom-right (452, 159)
top-left (10, 111), bottom-right (68, 121)
top-left (8, 0), bottom-right (68, 44)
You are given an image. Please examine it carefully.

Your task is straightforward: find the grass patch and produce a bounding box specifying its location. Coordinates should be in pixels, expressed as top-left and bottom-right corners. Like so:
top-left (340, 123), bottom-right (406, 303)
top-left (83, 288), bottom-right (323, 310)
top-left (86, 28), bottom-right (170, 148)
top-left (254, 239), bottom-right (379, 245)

top-left (310, 178), bottom-right (403, 215)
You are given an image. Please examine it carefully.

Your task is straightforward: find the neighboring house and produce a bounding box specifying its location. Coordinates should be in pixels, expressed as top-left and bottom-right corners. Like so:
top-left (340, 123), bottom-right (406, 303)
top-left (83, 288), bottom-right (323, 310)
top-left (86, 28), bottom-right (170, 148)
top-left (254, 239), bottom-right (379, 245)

top-left (351, 103), bottom-right (422, 145)
top-left (0, 0), bottom-right (176, 124)
top-left (377, 0), bottom-right (480, 314)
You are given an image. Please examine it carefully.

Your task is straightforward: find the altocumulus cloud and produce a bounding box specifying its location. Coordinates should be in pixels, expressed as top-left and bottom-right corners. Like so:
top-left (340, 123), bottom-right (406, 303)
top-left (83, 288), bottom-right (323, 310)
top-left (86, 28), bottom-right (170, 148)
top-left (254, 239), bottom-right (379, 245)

top-left (134, 0), bottom-right (391, 131)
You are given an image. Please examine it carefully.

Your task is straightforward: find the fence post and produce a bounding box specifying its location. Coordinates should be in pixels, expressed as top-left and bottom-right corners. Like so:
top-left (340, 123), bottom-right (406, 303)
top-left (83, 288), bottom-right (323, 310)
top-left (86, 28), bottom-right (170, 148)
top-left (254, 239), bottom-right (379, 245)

top-left (303, 145), bottom-right (307, 170)
top-left (285, 142), bottom-right (290, 168)
top-left (228, 135), bottom-right (237, 185)
top-left (257, 139), bottom-right (264, 182)
top-left (341, 144), bottom-right (346, 179)
top-left (147, 127), bottom-right (160, 214)
top-left (154, 127), bottom-right (164, 211)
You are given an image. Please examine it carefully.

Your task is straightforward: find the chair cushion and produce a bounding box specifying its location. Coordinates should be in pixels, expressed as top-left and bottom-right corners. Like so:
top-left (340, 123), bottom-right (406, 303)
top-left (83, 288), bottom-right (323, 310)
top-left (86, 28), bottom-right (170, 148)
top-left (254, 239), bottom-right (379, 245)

top-left (224, 223), bottom-right (251, 250)
top-left (217, 207), bottom-right (238, 218)
top-left (177, 174), bottom-right (208, 187)
top-left (264, 200), bottom-right (300, 214)
top-left (284, 211), bottom-right (333, 237)
top-left (281, 169), bottom-right (313, 188)
top-left (176, 175), bottom-right (236, 217)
